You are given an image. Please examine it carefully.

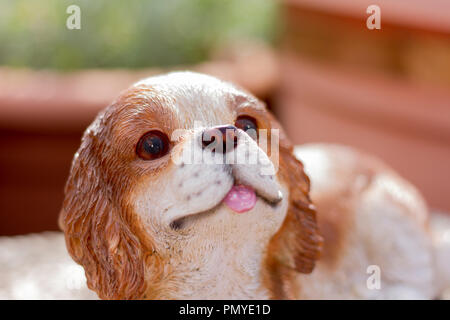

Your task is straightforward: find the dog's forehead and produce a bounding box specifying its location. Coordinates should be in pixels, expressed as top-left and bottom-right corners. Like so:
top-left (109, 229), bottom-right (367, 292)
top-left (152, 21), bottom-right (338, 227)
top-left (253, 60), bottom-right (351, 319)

top-left (133, 72), bottom-right (252, 127)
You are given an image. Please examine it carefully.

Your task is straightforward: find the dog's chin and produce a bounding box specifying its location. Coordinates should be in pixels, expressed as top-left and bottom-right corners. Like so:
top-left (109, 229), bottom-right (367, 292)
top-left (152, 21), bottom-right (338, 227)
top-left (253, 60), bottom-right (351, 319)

top-left (169, 184), bottom-right (283, 231)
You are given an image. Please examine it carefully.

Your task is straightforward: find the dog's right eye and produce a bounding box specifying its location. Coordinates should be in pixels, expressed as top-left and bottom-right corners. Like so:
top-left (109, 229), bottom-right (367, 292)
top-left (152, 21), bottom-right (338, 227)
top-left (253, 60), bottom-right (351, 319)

top-left (136, 130), bottom-right (170, 160)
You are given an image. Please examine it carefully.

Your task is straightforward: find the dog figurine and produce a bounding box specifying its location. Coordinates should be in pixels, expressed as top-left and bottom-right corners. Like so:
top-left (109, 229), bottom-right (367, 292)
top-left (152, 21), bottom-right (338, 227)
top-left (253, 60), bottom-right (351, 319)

top-left (59, 72), bottom-right (449, 299)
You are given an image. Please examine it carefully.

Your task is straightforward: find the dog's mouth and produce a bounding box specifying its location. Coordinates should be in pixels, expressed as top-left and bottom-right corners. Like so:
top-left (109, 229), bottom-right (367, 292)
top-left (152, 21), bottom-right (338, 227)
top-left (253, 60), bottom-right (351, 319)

top-left (223, 184), bottom-right (257, 213)
top-left (169, 180), bottom-right (283, 230)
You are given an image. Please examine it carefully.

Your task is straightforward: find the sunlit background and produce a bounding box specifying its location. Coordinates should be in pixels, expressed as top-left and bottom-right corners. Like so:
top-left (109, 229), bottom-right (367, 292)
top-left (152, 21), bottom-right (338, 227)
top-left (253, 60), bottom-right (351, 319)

top-left (1, 0), bottom-right (449, 237)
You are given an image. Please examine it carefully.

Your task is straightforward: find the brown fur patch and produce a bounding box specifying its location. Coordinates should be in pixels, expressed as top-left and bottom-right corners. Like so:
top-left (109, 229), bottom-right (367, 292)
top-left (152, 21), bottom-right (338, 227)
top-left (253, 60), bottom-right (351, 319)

top-left (313, 193), bottom-right (353, 269)
top-left (59, 98), bottom-right (162, 299)
top-left (263, 113), bottom-right (323, 298)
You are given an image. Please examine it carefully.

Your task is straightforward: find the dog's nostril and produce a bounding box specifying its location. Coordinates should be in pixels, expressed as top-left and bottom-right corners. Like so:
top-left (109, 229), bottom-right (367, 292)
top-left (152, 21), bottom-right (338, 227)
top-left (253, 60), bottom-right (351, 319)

top-left (202, 125), bottom-right (237, 153)
top-left (170, 218), bottom-right (184, 230)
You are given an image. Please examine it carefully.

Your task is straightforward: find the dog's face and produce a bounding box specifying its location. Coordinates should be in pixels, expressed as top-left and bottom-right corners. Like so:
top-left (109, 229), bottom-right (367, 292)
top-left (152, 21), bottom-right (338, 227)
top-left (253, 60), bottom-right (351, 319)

top-left (59, 72), bottom-right (322, 299)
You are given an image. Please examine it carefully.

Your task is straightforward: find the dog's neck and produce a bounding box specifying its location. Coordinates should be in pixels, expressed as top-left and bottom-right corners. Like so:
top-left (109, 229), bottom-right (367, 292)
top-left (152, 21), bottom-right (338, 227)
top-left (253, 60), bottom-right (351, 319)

top-left (182, 245), bottom-right (269, 299)
top-left (144, 229), bottom-right (272, 299)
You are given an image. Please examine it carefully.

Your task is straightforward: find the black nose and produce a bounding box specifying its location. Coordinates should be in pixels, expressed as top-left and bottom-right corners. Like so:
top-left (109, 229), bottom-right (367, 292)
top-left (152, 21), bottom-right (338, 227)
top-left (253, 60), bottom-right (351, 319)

top-left (202, 125), bottom-right (237, 153)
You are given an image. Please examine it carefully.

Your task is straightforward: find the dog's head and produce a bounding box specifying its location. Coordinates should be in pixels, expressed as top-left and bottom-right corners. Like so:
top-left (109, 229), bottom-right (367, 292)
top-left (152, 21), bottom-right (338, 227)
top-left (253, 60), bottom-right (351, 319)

top-left (59, 72), bottom-right (322, 299)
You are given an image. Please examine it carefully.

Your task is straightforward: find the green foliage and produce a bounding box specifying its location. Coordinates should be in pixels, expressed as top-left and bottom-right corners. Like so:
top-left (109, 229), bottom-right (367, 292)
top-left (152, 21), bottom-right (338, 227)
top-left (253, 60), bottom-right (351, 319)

top-left (0, 0), bottom-right (278, 70)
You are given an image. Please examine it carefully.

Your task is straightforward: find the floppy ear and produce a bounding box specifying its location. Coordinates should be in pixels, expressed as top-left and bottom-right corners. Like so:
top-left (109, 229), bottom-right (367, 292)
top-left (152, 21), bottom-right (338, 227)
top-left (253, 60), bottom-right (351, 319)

top-left (59, 128), bottom-right (147, 300)
top-left (265, 112), bottom-right (323, 274)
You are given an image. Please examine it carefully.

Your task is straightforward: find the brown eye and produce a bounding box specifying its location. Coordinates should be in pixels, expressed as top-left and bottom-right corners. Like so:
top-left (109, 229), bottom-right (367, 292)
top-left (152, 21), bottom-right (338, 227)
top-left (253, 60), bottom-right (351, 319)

top-left (136, 130), bottom-right (170, 160)
top-left (235, 116), bottom-right (258, 137)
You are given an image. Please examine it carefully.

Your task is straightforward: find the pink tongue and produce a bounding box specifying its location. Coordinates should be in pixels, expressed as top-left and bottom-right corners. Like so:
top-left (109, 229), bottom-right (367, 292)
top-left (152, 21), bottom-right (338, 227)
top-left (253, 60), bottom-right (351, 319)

top-left (224, 185), bottom-right (257, 213)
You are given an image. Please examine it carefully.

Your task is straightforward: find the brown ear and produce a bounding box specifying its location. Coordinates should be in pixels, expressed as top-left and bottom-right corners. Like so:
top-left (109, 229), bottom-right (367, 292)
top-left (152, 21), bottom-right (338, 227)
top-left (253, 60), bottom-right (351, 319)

top-left (59, 123), bottom-right (146, 300)
top-left (265, 112), bottom-right (323, 274)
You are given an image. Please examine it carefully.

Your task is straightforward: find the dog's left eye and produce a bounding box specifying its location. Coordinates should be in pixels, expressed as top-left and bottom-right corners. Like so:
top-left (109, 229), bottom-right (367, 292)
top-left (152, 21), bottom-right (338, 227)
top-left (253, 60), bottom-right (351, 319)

top-left (136, 130), bottom-right (170, 160)
top-left (235, 115), bottom-right (258, 133)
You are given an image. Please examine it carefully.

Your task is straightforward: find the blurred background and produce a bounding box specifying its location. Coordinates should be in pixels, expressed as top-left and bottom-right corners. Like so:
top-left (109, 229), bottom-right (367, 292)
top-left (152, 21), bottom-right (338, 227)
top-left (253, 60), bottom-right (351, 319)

top-left (1, 0), bottom-right (449, 236)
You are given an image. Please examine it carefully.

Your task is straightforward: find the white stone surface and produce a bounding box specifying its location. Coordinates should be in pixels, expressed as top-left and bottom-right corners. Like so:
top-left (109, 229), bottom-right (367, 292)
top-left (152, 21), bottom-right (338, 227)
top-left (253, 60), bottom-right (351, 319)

top-left (0, 231), bottom-right (97, 300)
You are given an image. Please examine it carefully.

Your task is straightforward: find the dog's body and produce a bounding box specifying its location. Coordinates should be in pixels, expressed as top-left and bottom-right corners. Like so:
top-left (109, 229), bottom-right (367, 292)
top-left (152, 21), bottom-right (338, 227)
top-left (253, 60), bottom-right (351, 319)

top-left (294, 145), bottom-right (434, 299)
top-left (58, 72), bottom-right (449, 299)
